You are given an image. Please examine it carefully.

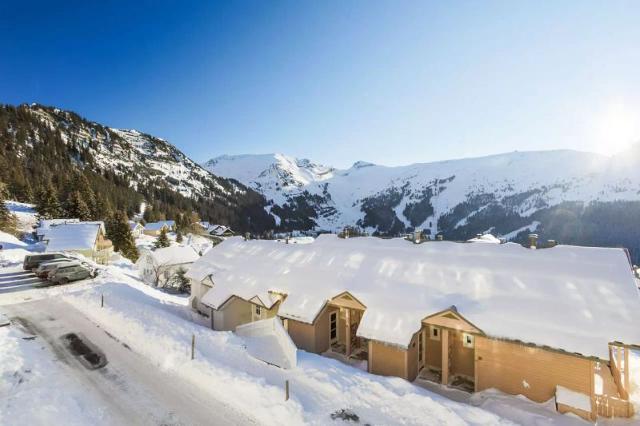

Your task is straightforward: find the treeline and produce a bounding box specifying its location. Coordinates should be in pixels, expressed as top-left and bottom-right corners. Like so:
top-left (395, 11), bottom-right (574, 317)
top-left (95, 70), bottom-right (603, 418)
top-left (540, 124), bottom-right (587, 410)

top-left (0, 104), bottom-right (275, 234)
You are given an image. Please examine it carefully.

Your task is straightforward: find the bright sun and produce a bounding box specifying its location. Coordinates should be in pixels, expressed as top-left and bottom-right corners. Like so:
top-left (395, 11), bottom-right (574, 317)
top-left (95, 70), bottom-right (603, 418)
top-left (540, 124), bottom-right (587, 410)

top-left (595, 102), bottom-right (640, 155)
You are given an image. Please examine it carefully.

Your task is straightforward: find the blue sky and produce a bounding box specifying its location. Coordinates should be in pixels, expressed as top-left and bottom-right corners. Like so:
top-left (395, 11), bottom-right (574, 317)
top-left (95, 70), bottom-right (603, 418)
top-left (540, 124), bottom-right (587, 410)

top-left (1, 1), bottom-right (639, 168)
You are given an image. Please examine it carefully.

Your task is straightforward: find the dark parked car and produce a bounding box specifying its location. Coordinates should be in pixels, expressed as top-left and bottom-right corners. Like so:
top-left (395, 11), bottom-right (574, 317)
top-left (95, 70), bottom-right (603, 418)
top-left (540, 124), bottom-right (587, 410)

top-left (23, 253), bottom-right (70, 271)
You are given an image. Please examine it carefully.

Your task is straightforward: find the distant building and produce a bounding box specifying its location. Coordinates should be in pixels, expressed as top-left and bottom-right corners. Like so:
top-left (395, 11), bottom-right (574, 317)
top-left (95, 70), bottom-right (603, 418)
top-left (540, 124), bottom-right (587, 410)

top-left (187, 235), bottom-right (639, 421)
top-left (43, 221), bottom-right (113, 264)
top-left (197, 222), bottom-right (235, 238)
top-left (129, 221), bottom-right (144, 238)
top-left (136, 246), bottom-right (200, 287)
top-left (143, 220), bottom-right (175, 236)
top-left (208, 224), bottom-right (234, 237)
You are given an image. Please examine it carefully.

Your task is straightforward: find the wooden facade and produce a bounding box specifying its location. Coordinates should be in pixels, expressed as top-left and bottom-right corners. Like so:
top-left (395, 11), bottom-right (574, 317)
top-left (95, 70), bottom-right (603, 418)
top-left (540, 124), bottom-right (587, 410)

top-left (189, 277), bottom-right (635, 422)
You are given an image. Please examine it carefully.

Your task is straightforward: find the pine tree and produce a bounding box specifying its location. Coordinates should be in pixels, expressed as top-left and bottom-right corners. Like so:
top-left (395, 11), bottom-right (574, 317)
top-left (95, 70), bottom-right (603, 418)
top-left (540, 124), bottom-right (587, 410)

top-left (106, 211), bottom-right (139, 262)
top-left (93, 196), bottom-right (113, 221)
top-left (35, 182), bottom-right (62, 219)
top-left (154, 227), bottom-right (170, 248)
top-left (65, 191), bottom-right (91, 220)
top-left (0, 180), bottom-right (18, 235)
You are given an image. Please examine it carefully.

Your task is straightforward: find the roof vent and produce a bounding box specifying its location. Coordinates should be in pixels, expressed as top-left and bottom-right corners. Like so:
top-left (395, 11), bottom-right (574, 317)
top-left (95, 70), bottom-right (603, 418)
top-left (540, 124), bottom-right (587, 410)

top-left (528, 233), bottom-right (538, 249)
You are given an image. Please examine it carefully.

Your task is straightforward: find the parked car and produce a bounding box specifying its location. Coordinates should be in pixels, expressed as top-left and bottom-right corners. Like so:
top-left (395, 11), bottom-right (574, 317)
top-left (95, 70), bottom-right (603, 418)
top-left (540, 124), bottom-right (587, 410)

top-left (34, 259), bottom-right (75, 278)
top-left (48, 263), bottom-right (96, 285)
top-left (23, 253), bottom-right (70, 271)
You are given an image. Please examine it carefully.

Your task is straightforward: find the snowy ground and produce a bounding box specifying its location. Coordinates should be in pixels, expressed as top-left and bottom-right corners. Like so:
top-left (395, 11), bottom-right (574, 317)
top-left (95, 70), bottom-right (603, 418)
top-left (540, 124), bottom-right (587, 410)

top-left (1, 224), bottom-right (639, 425)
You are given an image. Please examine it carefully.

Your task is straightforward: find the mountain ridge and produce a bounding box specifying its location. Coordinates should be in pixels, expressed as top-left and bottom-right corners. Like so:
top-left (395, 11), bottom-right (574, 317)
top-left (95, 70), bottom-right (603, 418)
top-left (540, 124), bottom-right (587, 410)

top-left (0, 103), bottom-right (274, 232)
top-left (205, 150), bottom-right (640, 261)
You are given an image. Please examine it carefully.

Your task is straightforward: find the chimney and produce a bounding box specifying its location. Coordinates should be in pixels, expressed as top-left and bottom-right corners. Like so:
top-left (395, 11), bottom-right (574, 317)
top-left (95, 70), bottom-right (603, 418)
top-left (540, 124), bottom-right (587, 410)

top-left (476, 233), bottom-right (482, 239)
top-left (436, 234), bottom-right (443, 241)
top-left (244, 232), bottom-right (250, 241)
top-left (528, 233), bottom-right (538, 249)
top-left (413, 229), bottom-right (422, 244)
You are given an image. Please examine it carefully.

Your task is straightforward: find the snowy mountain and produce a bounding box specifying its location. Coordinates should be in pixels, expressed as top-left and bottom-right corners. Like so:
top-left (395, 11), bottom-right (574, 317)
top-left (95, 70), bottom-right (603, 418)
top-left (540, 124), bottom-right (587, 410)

top-left (27, 105), bottom-right (237, 199)
top-left (203, 153), bottom-right (335, 202)
top-left (0, 104), bottom-right (274, 231)
top-left (206, 150), bottom-right (640, 260)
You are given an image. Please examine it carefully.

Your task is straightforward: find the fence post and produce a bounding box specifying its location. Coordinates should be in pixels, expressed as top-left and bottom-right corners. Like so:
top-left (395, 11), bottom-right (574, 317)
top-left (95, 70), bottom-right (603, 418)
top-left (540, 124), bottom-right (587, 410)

top-left (101, 294), bottom-right (104, 308)
top-left (191, 334), bottom-right (195, 360)
top-left (285, 380), bottom-right (289, 401)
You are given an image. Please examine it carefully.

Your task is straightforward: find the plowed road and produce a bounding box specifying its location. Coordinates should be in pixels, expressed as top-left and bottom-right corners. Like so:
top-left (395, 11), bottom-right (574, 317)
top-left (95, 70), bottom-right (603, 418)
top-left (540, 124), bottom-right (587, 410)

top-left (3, 299), bottom-right (257, 426)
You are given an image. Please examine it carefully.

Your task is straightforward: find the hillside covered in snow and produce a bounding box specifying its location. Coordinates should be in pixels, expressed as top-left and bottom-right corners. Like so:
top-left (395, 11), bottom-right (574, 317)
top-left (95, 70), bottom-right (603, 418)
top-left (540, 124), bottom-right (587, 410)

top-left (0, 104), bottom-right (274, 232)
top-left (206, 150), bottom-right (640, 261)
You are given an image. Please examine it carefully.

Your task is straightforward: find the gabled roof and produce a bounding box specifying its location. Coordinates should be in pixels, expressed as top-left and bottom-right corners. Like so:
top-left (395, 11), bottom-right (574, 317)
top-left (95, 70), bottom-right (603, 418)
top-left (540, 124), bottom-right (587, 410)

top-left (44, 222), bottom-right (104, 252)
top-left (129, 221), bottom-right (144, 231)
top-left (145, 246), bottom-right (200, 266)
top-left (188, 235), bottom-right (640, 358)
top-left (144, 221), bottom-right (174, 231)
top-left (36, 218), bottom-right (80, 236)
top-left (207, 224), bottom-right (234, 236)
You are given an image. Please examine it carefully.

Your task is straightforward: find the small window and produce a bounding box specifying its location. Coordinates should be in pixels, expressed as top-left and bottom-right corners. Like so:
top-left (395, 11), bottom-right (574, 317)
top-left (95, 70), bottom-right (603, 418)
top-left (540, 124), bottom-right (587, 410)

top-left (255, 305), bottom-right (261, 316)
top-left (430, 326), bottom-right (441, 341)
top-left (330, 312), bottom-right (337, 340)
top-left (463, 333), bottom-right (475, 348)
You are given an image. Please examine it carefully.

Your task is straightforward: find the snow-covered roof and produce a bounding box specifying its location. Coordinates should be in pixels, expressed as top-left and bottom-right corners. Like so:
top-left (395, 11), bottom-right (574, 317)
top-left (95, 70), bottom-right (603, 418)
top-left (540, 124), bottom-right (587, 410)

top-left (147, 246), bottom-right (200, 266)
top-left (207, 224), bottom-right (234, 236)
top-left (36, 218), bottom-right (80, 235)
top-left (145, 221), bottom-right (174, 231)
top-left (45, 223), bottom-right (103, 252)
top-left (129, 221), bottom-right (143, 230)
top-left (467, 234), bottom-right (502, 244)
top-left (189, 235), bottom-right (640, 359)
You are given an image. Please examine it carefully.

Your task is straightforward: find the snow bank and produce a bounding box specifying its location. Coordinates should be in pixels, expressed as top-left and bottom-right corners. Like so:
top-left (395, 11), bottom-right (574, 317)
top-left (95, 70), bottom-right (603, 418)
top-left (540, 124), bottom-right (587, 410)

top-left (555, 386), bottom-right (591, 412)
top-left (236, 317), bottom-right (297, 369)
top-left (0, 231), bottom-right (35, 266)
top-left (0, 325), bottom-right (115, 425)
top-left (470, 389), bottom-right (586, 426)
top-left (62, 279), bottom-right (511, 425)
top-left (188, 235), bottom-right (640, 358)
top-left (467, 234), bottom-right (501, 244)
top-left (0, 230), bottom-right (27, 248)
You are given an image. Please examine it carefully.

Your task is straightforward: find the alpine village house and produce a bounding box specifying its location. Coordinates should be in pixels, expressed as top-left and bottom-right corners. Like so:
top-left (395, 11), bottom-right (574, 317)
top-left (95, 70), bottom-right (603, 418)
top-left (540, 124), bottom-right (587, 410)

top-left (186, 234), bottom-right (640, 421)
top-left (38, 220), bottom-right (113, 264)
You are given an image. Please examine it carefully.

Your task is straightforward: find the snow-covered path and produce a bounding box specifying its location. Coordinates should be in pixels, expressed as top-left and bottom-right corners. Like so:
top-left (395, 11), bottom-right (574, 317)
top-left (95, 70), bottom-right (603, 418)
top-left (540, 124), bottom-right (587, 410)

top-left (2, 299), bottom-right (256, 426)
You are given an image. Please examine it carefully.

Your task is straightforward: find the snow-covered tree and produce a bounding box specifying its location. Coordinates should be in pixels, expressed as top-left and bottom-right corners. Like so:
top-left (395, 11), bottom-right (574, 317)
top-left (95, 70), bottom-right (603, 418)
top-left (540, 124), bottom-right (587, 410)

top-left (154, 227), bottom-right (170, 249)
top-left (106, 211), bottom-right (139, 262)
top-left (167, 267), bottom-right (190, 293)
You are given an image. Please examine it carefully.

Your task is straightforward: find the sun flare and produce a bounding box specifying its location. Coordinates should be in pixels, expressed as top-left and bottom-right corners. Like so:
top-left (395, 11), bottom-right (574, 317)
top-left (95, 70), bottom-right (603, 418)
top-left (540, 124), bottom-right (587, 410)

top-left (595, 102), bottom-right (640, 155)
